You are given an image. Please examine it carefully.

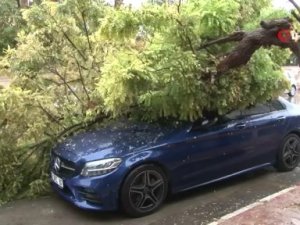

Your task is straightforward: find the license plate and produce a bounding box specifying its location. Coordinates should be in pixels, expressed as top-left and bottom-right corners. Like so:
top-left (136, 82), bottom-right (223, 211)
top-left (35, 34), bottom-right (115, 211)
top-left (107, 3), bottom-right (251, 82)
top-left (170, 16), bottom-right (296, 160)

top-left (51, 172), bottom-right (64, 189)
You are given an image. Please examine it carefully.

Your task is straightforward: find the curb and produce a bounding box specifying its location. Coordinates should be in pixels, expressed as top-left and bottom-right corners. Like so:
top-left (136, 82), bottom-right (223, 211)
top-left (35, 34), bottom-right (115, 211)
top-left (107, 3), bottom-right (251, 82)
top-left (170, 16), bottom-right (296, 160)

top-left (208, 186), bottom-right (298, 225)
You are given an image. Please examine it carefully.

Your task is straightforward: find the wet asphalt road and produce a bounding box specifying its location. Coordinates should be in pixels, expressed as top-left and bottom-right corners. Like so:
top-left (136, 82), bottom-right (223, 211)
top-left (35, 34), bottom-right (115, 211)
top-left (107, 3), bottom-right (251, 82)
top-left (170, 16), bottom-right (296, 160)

top-left (0, 94), bottom-right (300, 225)
top-left (0, 167), bottom-right (299, 225)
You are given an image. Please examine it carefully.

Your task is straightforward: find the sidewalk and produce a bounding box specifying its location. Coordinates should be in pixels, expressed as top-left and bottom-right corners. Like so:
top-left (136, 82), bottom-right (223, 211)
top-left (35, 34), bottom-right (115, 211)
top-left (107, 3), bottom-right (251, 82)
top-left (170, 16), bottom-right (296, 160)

top-left (209, 184), bottom-right (300, 225)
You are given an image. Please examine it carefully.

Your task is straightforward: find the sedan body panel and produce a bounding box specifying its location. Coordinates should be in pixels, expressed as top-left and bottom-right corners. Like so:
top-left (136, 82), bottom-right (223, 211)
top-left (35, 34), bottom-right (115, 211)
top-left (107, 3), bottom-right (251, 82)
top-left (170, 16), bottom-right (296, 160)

top-left (50, 97), bottom-right (300, 211)
top-left (166, 119), bottom-right (255, 191)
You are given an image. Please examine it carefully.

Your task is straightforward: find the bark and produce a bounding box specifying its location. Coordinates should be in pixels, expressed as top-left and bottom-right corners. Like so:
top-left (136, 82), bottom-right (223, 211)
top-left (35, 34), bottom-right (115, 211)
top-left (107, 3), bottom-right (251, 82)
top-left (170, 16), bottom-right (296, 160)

top-left (289, 0), bottom-right (300, 14)
top-left (19, 0), bottom-right (29, 7)
top-left (114, 0), bottom-right (123, 8)
top-left (200, 18), bottom-right (300, 75)
top-left (16, 0), bottom-right (21, 8)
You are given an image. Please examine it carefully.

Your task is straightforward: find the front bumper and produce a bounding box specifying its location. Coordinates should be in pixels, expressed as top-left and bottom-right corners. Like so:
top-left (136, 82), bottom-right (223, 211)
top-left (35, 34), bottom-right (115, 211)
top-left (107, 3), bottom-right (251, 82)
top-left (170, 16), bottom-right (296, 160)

top-left (50, 170), bottom-right (123, 211)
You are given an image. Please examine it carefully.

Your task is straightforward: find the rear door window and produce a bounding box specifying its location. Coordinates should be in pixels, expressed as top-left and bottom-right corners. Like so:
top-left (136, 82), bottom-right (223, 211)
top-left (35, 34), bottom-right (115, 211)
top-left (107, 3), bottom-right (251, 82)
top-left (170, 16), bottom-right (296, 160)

top-left (241, 104), bottom-right (271, 117)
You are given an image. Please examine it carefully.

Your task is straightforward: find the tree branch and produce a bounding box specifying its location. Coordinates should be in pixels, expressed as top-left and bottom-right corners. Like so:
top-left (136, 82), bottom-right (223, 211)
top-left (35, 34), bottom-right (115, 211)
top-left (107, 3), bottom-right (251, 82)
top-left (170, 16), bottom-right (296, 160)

top-left (75, 57), bottom-right (91, 102)
top-left (48, 14), bottom-right (87, 61)
top-left (61, 31), bottom-right (87, 61)
top-left (175, 18), bottom-right (196, 54)
top-left (291, 10), bottom-right (300, 23)
top-left (37, 102), bottom-right (65, 128)
top-left (56, 114), bottom-right (108, 140)
top-left (177, 0), bottom-right (182, 14)
top-left (114, 0), bottom-right (123, 9)
top-left (19, 113), bottom-right (108, 153)
top-left (197, 18), bottom-right (299, 75)
top-left (44, 78), bottom-right (81, 86)
top-left (16, 0), bottom-right (20, 8)
top-left (81, 11), bottom-right (92, 52)
top-left (50, 68), bottom-right (84, 105)
top-left (197, 31), bottom-right (246, 50)
top-left (289, 0), bottom-right (300, 15)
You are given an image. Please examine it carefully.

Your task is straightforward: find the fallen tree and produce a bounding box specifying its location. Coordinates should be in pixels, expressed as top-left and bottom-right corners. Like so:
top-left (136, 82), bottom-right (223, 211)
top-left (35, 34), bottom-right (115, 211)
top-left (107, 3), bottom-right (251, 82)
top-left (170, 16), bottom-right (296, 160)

top-left (198, 0), bottom-right (300, 75)
top-left (0, 0), bottom-right (297, 204)
top-left (201, 18), bottom-right (299, 75)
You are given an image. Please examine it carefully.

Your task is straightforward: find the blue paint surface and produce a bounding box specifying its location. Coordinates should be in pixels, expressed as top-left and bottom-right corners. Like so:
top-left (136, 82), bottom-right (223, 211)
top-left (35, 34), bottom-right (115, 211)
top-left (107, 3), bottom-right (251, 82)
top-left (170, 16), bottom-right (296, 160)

top-left (51, 97), bottom-right (300, 211)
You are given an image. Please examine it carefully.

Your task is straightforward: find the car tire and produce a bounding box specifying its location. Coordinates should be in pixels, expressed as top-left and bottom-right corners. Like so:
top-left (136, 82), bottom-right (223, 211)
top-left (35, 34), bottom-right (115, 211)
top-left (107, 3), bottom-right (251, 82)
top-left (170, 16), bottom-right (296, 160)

top-left (120, 164), bottom-right (168, 217)
top-left (288, 85), bottom-right (296, 97)
top-left (276, 134), bottom-right (300, 172)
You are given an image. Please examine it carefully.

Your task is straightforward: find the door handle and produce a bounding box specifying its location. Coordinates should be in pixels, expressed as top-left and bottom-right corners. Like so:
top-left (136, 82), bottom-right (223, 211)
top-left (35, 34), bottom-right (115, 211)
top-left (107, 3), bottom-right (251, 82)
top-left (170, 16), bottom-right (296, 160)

top-left (235, 123), bottom-right (246, 129)
top-left (276, 116), bottom-right (286, 122)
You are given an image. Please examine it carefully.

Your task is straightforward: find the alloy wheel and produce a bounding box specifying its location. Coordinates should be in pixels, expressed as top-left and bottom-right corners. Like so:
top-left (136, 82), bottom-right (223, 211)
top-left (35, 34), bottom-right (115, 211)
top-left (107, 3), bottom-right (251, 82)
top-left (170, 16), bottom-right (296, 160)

top-left (283, 136), bottom-right (300, 168)
top-left (121, 165), bottom-right (168, 217)
top-left (129, 170), bottom-right (165, 211)
top-left (289, 86), bottom-right (296, 97)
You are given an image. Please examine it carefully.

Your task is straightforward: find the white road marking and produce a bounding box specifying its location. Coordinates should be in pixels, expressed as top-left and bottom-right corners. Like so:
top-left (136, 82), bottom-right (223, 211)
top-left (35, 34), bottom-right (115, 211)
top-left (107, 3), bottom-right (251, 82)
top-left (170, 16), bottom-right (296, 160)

top-left (207, 186), bottom-right (297, 225)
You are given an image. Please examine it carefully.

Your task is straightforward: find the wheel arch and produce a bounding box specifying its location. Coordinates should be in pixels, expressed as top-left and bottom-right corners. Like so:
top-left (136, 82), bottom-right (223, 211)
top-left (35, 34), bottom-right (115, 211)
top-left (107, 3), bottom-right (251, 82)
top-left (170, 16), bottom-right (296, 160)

top-left (278, 130), bottom-right (300, 148)
top-left (287, 130), bottom-right (300, 138)
top-left (118, 160), bottom-right (172, 202)
top-left (275, 131), bottom-right (300, 171)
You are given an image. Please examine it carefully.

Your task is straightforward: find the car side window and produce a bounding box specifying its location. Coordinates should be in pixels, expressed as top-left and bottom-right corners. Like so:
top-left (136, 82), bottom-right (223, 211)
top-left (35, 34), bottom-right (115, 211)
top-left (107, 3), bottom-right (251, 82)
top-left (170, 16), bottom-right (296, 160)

top-left (241, 104), bottom-right (270, 117)
top-left (286, 55), bottom-right (298, 66)
top-left (224, 110), bottom-right (242, 121)
top-left (223, 100), bottom-right (285, 121)
top-left (269, 100), bottom-right (286, 111)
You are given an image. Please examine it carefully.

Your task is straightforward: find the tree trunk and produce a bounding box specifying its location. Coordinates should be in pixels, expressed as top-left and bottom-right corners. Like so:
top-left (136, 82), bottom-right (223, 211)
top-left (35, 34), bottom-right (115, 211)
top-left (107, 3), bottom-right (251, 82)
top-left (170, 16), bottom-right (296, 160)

top-left (114, 0), bottom-right (123, 8)
top-left (199, 18), bottom-right (300, 75)
top-left (19, 0), bottom-right (29, 8)
top-left (16, 0), bottom-right (21, 8)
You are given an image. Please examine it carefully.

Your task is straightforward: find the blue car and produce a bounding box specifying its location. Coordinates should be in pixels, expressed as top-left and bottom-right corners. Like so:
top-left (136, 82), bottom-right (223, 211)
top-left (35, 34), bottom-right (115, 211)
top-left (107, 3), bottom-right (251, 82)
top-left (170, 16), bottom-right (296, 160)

top-left (50, 97), bottom-right (300, 217)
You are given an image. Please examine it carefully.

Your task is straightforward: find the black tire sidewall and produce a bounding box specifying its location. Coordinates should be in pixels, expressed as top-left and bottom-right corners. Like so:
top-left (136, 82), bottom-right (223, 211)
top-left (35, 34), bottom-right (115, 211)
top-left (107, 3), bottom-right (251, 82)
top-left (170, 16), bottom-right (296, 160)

top-left (120, 164), bottom-right (168, 217)
top-left (288, 86), bottom-right (296, 97)
top-left (276, 134), bottom-right (300, 171)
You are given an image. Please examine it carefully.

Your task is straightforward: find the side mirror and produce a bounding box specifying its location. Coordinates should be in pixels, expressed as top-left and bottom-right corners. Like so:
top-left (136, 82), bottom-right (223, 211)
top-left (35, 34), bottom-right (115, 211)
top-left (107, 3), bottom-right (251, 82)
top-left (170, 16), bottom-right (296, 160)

top-left (201, 119), bottom-right (210, 126)
top-left (190, 117), bottom-right (219, 132)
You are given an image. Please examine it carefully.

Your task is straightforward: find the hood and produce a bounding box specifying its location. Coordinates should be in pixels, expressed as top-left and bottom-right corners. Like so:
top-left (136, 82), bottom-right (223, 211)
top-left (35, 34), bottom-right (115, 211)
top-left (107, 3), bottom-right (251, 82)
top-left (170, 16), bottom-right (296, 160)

top-left (53, 120), bottom-right (188, 162)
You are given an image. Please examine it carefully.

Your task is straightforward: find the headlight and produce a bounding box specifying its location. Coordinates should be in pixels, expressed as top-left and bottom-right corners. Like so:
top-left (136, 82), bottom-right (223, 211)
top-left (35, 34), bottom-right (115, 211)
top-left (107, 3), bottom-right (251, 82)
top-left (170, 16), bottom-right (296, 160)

top-left (81, 158), bottom-right (122, 177)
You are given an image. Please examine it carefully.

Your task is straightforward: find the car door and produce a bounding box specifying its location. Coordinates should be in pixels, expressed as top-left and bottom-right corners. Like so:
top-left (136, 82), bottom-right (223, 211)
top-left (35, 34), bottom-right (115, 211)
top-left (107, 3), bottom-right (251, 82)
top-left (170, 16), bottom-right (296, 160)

top-left (173, 112), bottom-right (254, 191)
top-left (243, 100), bottom-right (288, 166)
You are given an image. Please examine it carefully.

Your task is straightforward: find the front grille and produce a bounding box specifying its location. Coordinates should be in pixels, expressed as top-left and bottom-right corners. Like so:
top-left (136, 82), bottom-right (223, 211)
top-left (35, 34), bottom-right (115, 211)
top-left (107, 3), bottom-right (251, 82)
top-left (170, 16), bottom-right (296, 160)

top-left (51, 154), bottom-right (79, 178)
top-left (59, 160), bottom-right (78, 178)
